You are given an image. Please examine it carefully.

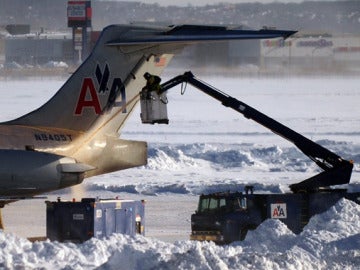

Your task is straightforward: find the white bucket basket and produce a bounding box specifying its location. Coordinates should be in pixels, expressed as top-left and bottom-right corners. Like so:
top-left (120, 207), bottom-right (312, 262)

top-left (140, 89), bottom-right (169, 124)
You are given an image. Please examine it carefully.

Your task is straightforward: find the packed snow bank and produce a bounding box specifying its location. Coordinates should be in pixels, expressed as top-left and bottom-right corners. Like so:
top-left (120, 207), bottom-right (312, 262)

top-left (0, 199), bottom-right (358, 269)
top-left (86, 141), bottom-right (360, 196)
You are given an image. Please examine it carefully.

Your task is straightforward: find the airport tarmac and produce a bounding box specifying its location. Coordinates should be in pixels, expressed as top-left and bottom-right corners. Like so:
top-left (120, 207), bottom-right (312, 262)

top-left (2, 193), bottom-right (199, 243)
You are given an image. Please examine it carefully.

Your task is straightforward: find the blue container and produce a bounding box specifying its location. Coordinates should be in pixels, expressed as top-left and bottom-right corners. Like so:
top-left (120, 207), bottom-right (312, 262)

top-left (46, 198), bottom-right (145, 242)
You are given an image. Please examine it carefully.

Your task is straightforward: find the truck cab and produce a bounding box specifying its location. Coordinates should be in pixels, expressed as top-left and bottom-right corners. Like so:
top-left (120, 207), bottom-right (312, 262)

top-left (190, 190), bottom-right (264, 244)
top-left (190, 188), bottom-right (360, 243)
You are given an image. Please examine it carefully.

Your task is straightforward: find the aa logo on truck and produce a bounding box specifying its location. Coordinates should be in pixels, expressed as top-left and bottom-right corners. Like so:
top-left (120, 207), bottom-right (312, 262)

top-left (75, 63), bottom-right (126, 115)
top-left (271, 203), bottom-right (287, 219)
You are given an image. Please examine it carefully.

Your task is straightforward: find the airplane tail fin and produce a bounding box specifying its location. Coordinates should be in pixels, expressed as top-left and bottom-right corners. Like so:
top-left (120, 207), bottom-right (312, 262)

top-left (0, 24), bottom-right (295, 178)
top-left (5, 24), bottom-right (296, 136)
top-left (5, 25), bottom-right (169, 133)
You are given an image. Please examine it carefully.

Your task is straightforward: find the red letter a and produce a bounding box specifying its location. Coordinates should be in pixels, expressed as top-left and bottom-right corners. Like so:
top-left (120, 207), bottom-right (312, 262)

top-left (75, 78), bottom-right (102, 115)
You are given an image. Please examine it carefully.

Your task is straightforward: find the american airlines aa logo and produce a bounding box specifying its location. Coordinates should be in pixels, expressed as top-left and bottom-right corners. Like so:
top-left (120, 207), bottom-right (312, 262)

top-left (75, 63), bottom-right (126, 115)
top-left (271, 203), bottom-right (287, 219)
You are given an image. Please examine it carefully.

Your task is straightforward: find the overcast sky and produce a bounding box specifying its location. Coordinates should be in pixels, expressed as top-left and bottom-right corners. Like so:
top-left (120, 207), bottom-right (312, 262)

top-left (117, 0), bottom-right (339, 7)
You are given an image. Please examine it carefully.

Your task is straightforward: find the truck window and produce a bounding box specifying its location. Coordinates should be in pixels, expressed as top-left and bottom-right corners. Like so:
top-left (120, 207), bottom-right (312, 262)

top-left (219, 198), bottom-right (226, 208)
top-left (209, 198), bottom-right (218, 210)
top-left (240, 198), bottom-right (247, 209)
top-left (199, 198), bottom-right (209, 212)
top-left (198, 197), bottom-right (226, 213)
top-left (229, 198), bottom-right (247, 211)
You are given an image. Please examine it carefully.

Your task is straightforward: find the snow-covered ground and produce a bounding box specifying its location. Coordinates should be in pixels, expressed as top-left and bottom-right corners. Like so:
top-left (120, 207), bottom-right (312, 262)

top-left (0, 75), bottom-right (359, 269)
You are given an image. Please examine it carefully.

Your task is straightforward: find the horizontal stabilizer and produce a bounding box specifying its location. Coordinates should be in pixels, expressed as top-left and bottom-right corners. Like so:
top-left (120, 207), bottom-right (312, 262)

top-left (107, 24), bottom-right (297, 46)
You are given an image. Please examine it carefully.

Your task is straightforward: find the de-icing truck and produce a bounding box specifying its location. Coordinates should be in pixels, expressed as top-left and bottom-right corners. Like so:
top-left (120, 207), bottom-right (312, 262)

top-left (140, 71), bottom-right (360, 244)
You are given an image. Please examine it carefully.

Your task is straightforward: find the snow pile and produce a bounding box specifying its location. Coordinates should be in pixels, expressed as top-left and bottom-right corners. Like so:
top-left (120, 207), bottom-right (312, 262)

top-left (87, 140), bottom-right (360, 195)
top-left (145, 142), bottom-right (317, 172)
top-left (241, 199), bottom-right (360, 269)
top-left (0, 199), bottom-right (358, 269)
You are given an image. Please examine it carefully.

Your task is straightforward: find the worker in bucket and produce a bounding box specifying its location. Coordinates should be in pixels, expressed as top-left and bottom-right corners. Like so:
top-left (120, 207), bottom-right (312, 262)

top-left (143, 72), bottom-right (162, 95)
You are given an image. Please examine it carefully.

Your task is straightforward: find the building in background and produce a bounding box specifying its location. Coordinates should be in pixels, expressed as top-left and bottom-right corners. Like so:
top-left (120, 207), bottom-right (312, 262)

top-left (261, 32), bottom-right (360, 74)
top-left (5, 33), bottom-right (72, 66)
top-left (0, 1), bottom-right (359, 75)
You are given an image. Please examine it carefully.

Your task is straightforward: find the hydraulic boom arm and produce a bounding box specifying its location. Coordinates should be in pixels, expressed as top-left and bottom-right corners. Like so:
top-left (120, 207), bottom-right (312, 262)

top-left (158, 71), bottom-right (353, 193)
